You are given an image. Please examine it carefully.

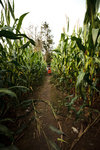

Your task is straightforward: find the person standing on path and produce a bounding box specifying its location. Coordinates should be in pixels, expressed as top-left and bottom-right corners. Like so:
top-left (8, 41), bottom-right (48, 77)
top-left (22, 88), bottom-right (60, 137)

top-left (48, 66), bottom-right (51, 75)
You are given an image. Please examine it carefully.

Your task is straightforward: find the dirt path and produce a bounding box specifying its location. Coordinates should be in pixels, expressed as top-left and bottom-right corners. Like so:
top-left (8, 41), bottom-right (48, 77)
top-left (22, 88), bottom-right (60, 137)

top-left (33, 76), bottom-right (59, 149)
top-left (16, 76), bottom-right (59, 150)
top-left (15, 76), bottom-right (100, 150)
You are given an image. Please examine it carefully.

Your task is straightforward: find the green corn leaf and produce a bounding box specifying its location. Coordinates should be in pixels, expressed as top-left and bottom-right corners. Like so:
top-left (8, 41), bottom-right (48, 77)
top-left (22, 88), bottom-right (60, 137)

top-left (94, 57), bottom-right (100, 65)
top-left (53, 49), bottom-right (61, 55)
top-left (14, 124), bottom-right (27, 135)
top-left (15, 117), bottom-right (35, 135)
top-left (18, 33), bottom-right (35, 45)
top-left (92, 28), bottom-right (99, 45)
top-left (71, 36), bottom-right (86, 53)
top-left (67, 17), bottom-right (69, 32)
top-left (69, 96), bottom-right (78, 106)
top-left (0, 145), bottom-right (19, 150)
top-left (8, 0), bottom-right (15, 20)
top-left (0, 0), bottom-right (4, 8)
top-left (16, 12), bottom-right (29, 34)
top-left (68, 96), bottom-right (78, 112)
top-left (12, 0), bottom-right (14, 12)
top-left (48, 140), bottom-right (60, 150)
top-left (75, 104), bottom-right (88, 120)
top-left (8, 60), bottom-right (20, 66)
top-left (57, 138), bottom-right (68, 144)
top-left (1, 26), bottom-right (13, 31)
top-left (5, 3), bottom-right (8, 25)
top-left (17, 78), bottom-right (27, 83)
top-left (17, 99), bottom-right (38, 107)
top-left (1, 9), bottom-right (4, 25)
top-left (0, 124), bottom-right (14, 142)
top-left (0, 43), bottom-right (3, 51)
top-left (0, 30), bottom-right (34, 45)
top-left (0, 118), bottom-right (15, 123)
top-left (0, 30), bottom-right (21, 39)
top-left (20, 99), bottom-right (33, 105)
top-left (61, 33), bottom-right (65, 41)
top-left (76, 71), bottom-right (85, 90)
top-left (19, 41), bottom-right (30, 49)
top-left (92, 86), bottom-right (100, 93)
top-left (91, 108), bottom-right (100, 114)
top-left (65, 94), bottom-right (74, 100)
top-left (0, 88), bottom-right (17, 99)
top-left (8, 86), bottom-right (29, 91)
top-left (8, 8), bottom-right (10, 26)
top-left (92, 78), bottom-right (99, 87)
top-left (49, 125), bottom-right (69, 137)
top-left (49, 125), bottom-right (64, 135)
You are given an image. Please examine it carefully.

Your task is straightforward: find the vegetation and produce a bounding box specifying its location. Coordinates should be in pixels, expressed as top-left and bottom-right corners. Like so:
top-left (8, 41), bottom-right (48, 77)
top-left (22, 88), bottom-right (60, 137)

top-left (51, 0), bottom-right (100, 123)
top-left (0, 0), bottom-right (46, 149)
top-left (0, 0), bottom-right (100, 149)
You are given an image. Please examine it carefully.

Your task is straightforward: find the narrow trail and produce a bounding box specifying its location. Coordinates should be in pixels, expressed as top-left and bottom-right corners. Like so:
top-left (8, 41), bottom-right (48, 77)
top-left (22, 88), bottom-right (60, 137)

top-left (33, 76), bottom-right (59, 149)
top-left (16, 76), bottom-right (59, 150)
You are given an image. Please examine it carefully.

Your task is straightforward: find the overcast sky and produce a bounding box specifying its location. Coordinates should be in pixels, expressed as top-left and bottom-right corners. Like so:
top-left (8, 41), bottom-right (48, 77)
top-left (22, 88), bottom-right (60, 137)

top-left (14, 0), bottom-right (86, 48)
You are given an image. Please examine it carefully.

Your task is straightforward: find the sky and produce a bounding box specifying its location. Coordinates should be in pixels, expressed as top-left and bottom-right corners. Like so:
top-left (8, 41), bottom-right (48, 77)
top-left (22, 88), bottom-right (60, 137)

top-left (14, 0), bottom-right (86, 48)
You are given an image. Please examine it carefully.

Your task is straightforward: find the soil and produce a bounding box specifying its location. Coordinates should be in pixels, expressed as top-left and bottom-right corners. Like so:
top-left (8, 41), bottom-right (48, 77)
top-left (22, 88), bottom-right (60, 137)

top-left (14, 75), bottom-right (100, 150)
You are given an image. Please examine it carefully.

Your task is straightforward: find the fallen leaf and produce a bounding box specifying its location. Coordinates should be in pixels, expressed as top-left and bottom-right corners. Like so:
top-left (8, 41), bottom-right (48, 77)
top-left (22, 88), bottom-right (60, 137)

top-left (78, 123), bottom-right (83, 137)
top-left (72, 127), bottom-right (78, 133)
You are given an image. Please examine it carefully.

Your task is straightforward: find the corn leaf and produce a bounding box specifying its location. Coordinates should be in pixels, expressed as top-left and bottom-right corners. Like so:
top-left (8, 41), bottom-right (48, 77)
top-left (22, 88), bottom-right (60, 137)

top-left (0, 30), bottom-right (35, 46)
top-left (8, 86), bottom-right (29, 91)
top-left (19, 41), bottom-right (30, 49)
top-left (92, 28), bottom-right (99, 45)
top-left (1, 26), bottom-right (13, 31)
top-left (92, 86), bottom-right (100, 93)
top-left (17, 78), bottom-right (27, 83)
top-left (94, 57), bottom-right (100, 65)
top-left (75, 104), bottom-right (88, 120)
top-left (71, 36), bottom-right (86, 53)
top-left (18, 33), bottom-right (35, 46)
top-left (48, 140), bottom-right (60, 150)
top-left (8, 60), bottom-right (20, 66)
top-left (16, 12), bottom-right (29, 34)
top-left (0, 88), bottom-right (17, 99)
top-left (15, 117), bottom-right (35, 135)
top-left (0, 124), bottom-right (14, 142)
top-left (53, 49), bottom-right (61, 55)
top-left (49, 125), bottom-right (64, 135)
top-left (0, 145), bottom-right (19, 150)
top-left (0, 0), bottom-right (4, 8)
top-left (0, 30), bottom-right (21, 39)
top-left (49, 125), bottom-right (69, 137)
top-left (8, 0), bottom-right (15, 20)
top-left (0, 118), bottom-right (15, 123)
top-left (68, 96), bottom-right (78, 112)
top-left (57, 138), bottom-right (68, 144)
top-left (14, 124), bottom-right (27, 135)
top-left (76, 71), bottom-right (85, 90)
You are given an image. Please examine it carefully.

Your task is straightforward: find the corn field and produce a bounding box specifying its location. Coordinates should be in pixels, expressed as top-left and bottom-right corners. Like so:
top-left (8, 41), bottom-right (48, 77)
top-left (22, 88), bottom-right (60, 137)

top-left (51, 12), bottom-right (100, 122)
top-left (1, 0), bottom-right (100, 149)
top-left (0, 0), bottom-right (46, 149)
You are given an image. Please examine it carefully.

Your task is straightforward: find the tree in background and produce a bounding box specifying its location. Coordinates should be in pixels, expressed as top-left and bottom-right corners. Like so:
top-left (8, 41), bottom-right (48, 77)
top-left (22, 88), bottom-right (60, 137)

top-left (27, 25), bottom-right (42, 52)
top-left (41, 22), bottom-right (54, 64)
top-left (26, 22), bottom-right (54, 64)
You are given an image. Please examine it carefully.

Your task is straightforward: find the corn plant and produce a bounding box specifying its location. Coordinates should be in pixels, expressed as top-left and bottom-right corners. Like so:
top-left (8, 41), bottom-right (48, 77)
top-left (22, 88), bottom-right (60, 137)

top-left (51, 5), bottom-right (100, 122)
top-left (0, 0), bottom-right (46, 149)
